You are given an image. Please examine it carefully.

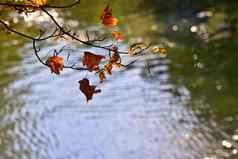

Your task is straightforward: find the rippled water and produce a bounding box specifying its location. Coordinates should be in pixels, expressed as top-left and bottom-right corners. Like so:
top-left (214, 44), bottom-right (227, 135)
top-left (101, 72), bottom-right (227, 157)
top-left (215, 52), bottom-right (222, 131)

top-left (0, 0), bottom-right (238, 159)
top-left (0, 47), bottom-right (236, 159)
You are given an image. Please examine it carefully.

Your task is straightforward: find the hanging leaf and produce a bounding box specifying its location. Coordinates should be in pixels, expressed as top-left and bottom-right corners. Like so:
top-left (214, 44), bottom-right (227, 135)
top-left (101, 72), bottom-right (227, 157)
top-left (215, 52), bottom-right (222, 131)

top-left (100, 5), bottom-right (118, 27)
top-left (97, 46), bottom-right (123, 81)
top-left (128, 43), bottom-right (148, 56)
top-left (82, 52), bottom-right (105, 71)
top-left (79, 78), bottom-right (101, 102)
top-left (111, 31), bottom-right (124, 42)
top-left (104, 63), bottom-right (113, 75)
top-left (110, 48), bottom-right (120, 64)
top-left (98, 71), bottom-right (106, 83)
top-left (46, 55), bottom-right (64, 75)
top-left (151, 46), bottom-right (168, 58)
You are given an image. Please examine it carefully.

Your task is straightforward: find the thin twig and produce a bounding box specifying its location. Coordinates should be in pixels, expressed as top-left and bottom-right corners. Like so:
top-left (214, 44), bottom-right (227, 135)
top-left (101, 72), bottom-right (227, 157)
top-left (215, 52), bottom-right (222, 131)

top-left (32, 39), bottom-right (48, 66)
top-left (0, 19), bottom-right (60, 41)
top-left (40, 8), bottom-right (129, 54)
top-left (0, 19), bottom-right (35, 40)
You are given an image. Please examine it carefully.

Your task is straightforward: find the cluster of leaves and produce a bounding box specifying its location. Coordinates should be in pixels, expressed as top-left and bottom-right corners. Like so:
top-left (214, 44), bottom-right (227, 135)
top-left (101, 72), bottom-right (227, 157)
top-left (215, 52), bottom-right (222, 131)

top-left (45, 5), bottom-right (126, 101)
top-left (0, 0), bottom-right (168, 102)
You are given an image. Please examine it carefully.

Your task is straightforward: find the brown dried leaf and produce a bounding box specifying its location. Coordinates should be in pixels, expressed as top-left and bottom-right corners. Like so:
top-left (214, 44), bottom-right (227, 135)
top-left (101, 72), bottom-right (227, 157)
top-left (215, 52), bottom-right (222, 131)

top-left (82, 52), bottom-right (105, 72)
top-left (104, 63), bottom-right (113, 75)
top-left (79, 78), bottom-right (101, 102)
top-left (46, 55), bottom-right (64, 75)
top-left (98, 71), bottom-right (106, 83)
top-left (100, 5), bottom-right (118, 27)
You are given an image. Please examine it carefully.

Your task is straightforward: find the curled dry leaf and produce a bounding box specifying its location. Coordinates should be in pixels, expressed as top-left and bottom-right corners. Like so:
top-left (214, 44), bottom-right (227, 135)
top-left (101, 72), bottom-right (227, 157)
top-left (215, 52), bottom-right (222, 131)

top-left (98, 63), bottom-right (122, 83)
top-left (100, 5), bottom-right (118, 27)
top-left (109, 47), bottom-right (123, 68)
top-left (128, 43), bottom-right (148, 56)
top-left (98, 71), bottom-right (106, 83)
top-left (97, 46), bottom-right (123, 83)
top-left (82, 52), bottom-right (105, 71)
top-left (46, 55), bottom-right (64, 75)
top-left (104, 63), bottom-right (113, 75)
top-left (111, 31), bottom-right (124, 42)
top-left (79, 78), bottom-right (101, 102)
top-left (110, 50), bottom-right (120, 64)
top-left (151, 46), bottom-right (168, 58)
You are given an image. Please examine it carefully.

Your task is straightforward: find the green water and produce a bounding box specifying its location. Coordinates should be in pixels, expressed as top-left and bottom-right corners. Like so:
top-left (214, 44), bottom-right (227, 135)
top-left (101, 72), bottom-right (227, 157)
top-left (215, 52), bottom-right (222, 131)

top-left (0, 0), bottom-right (238, 159)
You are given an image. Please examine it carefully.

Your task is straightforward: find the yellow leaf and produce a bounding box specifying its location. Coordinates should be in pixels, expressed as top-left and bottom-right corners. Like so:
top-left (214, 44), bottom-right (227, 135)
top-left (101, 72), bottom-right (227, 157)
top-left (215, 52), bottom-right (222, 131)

top-left (151, 46), bottom-right (168, 58)
top-left (128, 43), bottom-right (148, 56)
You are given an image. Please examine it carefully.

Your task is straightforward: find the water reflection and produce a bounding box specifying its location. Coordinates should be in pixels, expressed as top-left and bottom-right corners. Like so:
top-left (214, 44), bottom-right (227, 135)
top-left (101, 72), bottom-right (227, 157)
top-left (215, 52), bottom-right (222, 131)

top-left (0, 0), bottom-right (238, 159)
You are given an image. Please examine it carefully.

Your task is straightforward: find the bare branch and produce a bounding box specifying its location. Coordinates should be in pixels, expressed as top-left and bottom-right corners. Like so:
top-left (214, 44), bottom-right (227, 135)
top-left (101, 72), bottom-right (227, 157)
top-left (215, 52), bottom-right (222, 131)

top-left (40, 8), bottom-right (129, 54)
top-left (32, 39), bottom-right (48, 66)
top-left (0, 19), bottom-right (36, 40)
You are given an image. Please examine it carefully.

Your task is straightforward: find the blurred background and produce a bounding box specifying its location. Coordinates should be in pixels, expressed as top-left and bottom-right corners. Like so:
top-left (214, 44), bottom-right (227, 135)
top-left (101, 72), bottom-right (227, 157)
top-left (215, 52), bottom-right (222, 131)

top-left (0, 0), bottom-right (238, 158)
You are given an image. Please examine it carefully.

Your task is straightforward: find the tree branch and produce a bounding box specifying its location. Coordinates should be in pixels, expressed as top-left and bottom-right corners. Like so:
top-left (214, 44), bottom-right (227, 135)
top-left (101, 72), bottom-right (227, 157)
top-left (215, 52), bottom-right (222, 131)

top-left (0, 1), bottom-right (152, 74)
top-left (40, 7), bottom-right (129, 54)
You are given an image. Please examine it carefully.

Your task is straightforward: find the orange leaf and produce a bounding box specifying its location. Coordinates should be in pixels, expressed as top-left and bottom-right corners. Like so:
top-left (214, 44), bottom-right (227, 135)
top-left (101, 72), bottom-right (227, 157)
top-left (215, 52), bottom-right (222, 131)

top-left (102, 17), bottom-right (118, 27)
top-left (112, 31), bottom-right (124, 42)
top-left (104, 63), bottom-right (113, 75)
top-left (100, 5), bottom-right (118, 27)
top-left (79, 78), bottom-right (101, 102)
top-left (82, 52), bottom-right (105, 71)
top-left (98, 71), bottom-right (106, 83)
top-left (46, 55), bottom-right (64, 75)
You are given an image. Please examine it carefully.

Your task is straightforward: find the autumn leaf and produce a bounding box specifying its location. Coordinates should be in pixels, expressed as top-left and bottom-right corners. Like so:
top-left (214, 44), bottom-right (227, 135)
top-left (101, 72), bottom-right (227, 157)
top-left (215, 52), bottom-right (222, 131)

top-left (104, 63), bottom-right (113, 75)
top-left (46, 55), bottom-right (64, 75)
top-left (27, 0), bottom-right (48, 6)
top-left (102, 17), bottom-right (118, 27)
top-left (128, 43), bottom-right (148, 56)
top-left (99, 46), bottom-right (123, 79)
top-left (111, 31), bottom-right (124, 42)
top-left (98, 50), bottom-right (123, 83)
top-left (100, 5), bottom-right (118, 27)
top-left (109, 47), bottom-right (123, 68)
top-left (79, 78), bottom-right (101, 102)
top-left (82, 52), bottom-right (105, 71)
top-left (98, 71), bottom-right (106, 83)
top-left (151, 46), bottom-right (168, 58)
top-left (110, 48), bottom-right (120, 64)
